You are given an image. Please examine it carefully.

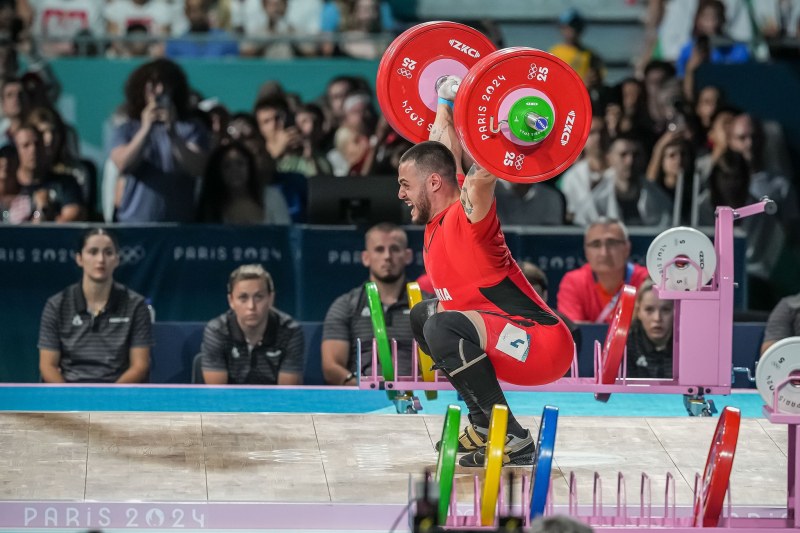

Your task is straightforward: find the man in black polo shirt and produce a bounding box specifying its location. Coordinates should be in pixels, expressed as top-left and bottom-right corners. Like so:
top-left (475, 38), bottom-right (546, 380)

top-left (200, 264), bottom-right (305, 385)
top-left (322, 222), bottom-right (426, 385)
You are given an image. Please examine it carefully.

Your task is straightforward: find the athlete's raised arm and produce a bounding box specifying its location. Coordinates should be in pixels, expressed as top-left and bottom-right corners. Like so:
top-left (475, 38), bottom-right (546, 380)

top-left (429, 75), bottom-right (497, 224)
top-left (428, 75), bottom-right (464, 176)
top-left (459, 163), bottom-right (497, 223)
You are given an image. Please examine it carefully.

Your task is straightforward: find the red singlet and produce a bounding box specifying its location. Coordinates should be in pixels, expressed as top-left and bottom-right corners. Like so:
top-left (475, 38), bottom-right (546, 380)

top-left (423, 199), bottom-right (573, 385)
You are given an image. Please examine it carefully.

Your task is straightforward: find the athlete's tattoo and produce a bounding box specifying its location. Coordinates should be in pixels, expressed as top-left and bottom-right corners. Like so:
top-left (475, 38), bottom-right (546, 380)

top-left (460, 187), bottom-right (474, 215)
top-left (429, 116), bottom-right (453, 143)
top-left (430, 126), bottom-right (446, 142)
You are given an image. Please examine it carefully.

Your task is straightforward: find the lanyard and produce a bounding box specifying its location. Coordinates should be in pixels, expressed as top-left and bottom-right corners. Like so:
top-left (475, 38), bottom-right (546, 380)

top-left (595, 263), bottom-right (634, 323)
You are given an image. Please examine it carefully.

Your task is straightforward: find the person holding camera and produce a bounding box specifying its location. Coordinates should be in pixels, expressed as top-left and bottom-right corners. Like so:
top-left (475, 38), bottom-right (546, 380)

top-left (109, 58), bottom-right (209, 222)
top-left (279, 103), bottom-right (333, 177)
top-left (254, 95), bottom-right (301, 172)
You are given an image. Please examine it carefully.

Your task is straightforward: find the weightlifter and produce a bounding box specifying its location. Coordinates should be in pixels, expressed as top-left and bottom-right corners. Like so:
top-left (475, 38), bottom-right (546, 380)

top-left (398, 76), bottom-right (574, 466)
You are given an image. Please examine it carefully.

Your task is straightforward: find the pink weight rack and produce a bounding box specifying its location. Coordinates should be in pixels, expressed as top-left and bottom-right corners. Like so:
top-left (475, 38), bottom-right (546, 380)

top-left (408, 381), bottom-right (800, 532)
top-left (407, 470), bottom-right (698, 530)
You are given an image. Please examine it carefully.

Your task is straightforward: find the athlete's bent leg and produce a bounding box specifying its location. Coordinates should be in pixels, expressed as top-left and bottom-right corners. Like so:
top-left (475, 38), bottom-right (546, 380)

top-left (412, 300), bottom-right (489, 429)
top-left (423, 311), bottom-right (526, 438)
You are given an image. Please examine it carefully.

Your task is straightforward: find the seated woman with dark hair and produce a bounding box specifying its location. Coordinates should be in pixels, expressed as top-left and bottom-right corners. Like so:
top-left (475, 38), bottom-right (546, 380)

top-left (196, 141), bottom-right (290, 225)
top-left (646, 129), bottom-right (695, 224)
top-left (38, 228), bottom-right (152, 383)
top-left (626, 279), bottom-right (674, 378)
top-left (27, 106), bottom-right (98, 218)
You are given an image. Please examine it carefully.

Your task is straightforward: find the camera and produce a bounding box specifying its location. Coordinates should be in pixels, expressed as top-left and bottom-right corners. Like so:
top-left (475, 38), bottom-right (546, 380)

top-left (153, 94), bottom-right (171, 123)
top-left (155, 93), bottom-right (171, 109)
top-left (280, 110), bottom-right (295, 129)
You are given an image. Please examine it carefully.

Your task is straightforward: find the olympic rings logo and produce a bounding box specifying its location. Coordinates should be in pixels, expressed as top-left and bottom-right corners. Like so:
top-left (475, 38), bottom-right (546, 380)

top-left (396, 68), bottom-right (413, 79)
top-left (527, 63), bottom-right (549, 82)
top-left (503, 151), bottom-right (525, 170)
top-left (118, 245), bottom-right (146, 265)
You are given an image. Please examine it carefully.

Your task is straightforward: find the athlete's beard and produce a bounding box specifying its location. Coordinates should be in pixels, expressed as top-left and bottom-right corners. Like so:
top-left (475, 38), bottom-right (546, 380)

top-left (412, 189), bottom-right (432, 224)
top-left (372, 270), bottom-right (404, 284)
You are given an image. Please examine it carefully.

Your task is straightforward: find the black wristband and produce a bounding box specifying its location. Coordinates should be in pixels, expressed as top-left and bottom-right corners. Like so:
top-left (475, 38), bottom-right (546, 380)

top-left (342, 372), bottom-right (356, 385)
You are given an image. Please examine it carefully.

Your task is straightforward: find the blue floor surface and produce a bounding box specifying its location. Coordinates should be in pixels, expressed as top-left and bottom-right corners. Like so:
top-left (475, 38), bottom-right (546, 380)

top-left (0, 386), bottom-right (766, 417)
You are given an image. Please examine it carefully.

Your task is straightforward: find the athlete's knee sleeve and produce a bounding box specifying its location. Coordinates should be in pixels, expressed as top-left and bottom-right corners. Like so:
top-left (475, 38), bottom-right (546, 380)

top-left (410, 298), bottom-right (438, 354)
top-left (423, 311), bottom-right (486, 375)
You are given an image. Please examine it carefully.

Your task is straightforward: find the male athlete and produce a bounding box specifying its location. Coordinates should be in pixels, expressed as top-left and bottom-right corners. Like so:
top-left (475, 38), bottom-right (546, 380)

top-left (397, 76), bottom-right (574, 466)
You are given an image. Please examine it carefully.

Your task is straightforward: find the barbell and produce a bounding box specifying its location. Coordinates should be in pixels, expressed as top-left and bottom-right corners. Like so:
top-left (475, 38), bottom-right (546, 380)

top-left (376, 21), bottom-right (592, 183)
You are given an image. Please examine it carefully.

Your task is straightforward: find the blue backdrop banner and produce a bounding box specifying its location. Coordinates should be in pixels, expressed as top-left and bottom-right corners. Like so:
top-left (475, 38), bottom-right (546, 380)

top-left (0, 224), bottom-right (747, 382)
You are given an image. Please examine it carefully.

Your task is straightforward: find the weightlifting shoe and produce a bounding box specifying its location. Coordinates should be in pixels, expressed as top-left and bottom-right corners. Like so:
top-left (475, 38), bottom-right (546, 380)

top-left (435, 423), bottom-right (488, 453)
top-left (436, 75), bottom-right (461, 102)
top-left (458, 430), bottom-right (535, 467)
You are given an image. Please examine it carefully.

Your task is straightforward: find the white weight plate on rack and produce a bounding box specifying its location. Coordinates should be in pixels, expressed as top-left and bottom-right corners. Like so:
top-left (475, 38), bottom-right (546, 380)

top-left (646, 227), bottom-right (716, 291)
top-left (756, 337), bottom-right (800, 413)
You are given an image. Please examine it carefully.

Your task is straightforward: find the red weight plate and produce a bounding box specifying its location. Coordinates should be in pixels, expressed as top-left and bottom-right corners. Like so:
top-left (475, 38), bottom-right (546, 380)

top-left (693, 407), bottom-right (741, 527)
top-left (454, 47), bottom-right (592, 183)
top-left (594, 284), bottom-right (636, 402)
top-left (376, 21), bottom-right (496, 144)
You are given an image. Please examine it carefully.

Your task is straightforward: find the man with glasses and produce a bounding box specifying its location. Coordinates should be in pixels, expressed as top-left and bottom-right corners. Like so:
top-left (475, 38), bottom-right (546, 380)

top-left (556, 218), bottom-right (649, 323)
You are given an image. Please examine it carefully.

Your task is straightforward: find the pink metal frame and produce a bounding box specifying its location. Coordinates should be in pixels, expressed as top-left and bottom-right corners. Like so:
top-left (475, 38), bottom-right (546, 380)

top-left (359, 200), bottom-right (771, 399)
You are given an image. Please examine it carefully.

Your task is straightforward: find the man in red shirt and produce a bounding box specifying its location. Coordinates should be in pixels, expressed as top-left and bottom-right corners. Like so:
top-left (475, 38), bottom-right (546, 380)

top-left (557, 219), bottom-right (649, 323)
top-left (398, 76), bottom-right (574, 467)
